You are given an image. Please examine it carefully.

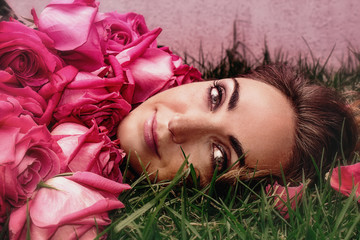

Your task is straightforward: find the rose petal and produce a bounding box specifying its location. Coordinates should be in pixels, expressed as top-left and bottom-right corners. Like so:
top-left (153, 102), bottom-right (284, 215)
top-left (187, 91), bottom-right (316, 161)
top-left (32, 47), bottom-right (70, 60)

top-left (66, 71), bottom-right (124, 89)
top-left (0, 21), bottom-right (63, 88)
top-left (50, 224), bottom-right (96, 240)
top-left (266, 181), bottom-right (304, 218)
top-left (127, 48), bottom-right (174, 103)
top-left (67, 171), bottom-right (131, 194)
top-left (0, 127), bottom-right (20, 165)
top-left (8, 203), bottom-right (28, 240)
top-left (29, 175), bottom-right (128, 227)
top-left (38, 4), bottom-right (98, 51)
top-left (116, 27), bottom-right (162, 67)
top-left (330, 163), bottom-right (360, 201)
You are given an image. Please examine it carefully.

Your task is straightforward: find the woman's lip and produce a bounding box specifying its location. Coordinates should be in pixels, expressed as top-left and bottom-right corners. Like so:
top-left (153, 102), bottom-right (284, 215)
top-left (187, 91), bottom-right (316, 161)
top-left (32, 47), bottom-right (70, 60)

top-left (144, 112), bottom-right (159, 157)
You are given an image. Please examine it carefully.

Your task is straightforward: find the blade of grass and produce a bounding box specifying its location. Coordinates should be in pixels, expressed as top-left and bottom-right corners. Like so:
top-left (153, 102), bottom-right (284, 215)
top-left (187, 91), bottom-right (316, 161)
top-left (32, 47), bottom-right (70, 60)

top-left (343, 214), bottom-right (360, 240)
top-left (180, 183), bottom-right (187, 240)
top-left (165, 206), bottom-right (201, 238)
top-left (113, 157), bottom-right (190, 233)
top-left (142, 188), bottom-right (168, 239)
top-left (218, 198), bottom-right (247, 239)
top-left (121, 153), bottom-right (131, 183)
top-left (332, 189), bottom-right (357, 233)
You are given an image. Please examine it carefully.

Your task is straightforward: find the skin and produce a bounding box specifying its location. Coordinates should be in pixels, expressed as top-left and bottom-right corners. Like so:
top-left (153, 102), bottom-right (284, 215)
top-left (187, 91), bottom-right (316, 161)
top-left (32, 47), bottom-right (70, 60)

top-left (117, 78), bottom-right (295, 185)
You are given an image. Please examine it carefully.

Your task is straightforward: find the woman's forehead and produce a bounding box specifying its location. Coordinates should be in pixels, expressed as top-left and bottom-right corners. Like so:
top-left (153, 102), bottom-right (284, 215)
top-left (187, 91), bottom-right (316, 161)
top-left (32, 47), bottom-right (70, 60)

top-left (228, 78), bottom-right (295, 173)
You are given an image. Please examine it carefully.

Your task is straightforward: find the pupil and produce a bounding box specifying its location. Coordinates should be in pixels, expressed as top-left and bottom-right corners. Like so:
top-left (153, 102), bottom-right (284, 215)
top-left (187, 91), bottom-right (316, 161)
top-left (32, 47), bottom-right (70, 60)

top-left (215, 156), bottom-right (223, 165)
top-left (211, 89), bottom-right (219, 104)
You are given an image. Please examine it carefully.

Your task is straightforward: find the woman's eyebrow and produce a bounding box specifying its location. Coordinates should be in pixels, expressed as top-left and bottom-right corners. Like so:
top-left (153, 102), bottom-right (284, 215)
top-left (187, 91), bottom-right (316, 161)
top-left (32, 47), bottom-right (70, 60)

top-left (227, 78), bottom-right (244, 165)
top-left (229, 135), bottom-right (245, 166)
top-left (228, 78), bottom-right (239, 110)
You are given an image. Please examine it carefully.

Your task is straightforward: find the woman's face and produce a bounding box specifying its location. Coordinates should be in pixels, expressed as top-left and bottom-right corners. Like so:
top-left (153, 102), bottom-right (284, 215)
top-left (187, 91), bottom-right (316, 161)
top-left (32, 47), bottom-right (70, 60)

top-left (117, 78), bottom-right (295, 185)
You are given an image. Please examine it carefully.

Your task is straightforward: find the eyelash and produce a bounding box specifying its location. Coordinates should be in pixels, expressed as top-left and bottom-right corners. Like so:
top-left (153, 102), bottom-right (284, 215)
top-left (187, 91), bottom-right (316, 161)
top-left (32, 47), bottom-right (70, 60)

top-left (208, 80), bottom-right (224, 111)
top-left (208, 81), bottom-right (228, 173)
top-left (211, 143), bottom-right (228, 173)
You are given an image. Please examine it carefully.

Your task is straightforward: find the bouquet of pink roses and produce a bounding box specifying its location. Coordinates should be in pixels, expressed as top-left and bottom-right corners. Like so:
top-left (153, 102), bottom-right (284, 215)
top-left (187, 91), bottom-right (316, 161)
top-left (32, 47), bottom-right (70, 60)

top-left (0, 0), bottom-right (202, 238)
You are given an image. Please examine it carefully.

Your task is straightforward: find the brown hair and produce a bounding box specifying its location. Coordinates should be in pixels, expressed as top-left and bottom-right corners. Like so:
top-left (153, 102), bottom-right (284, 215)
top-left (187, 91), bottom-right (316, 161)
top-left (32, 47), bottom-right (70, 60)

top-left (218, 64), bottom-right (359, 185)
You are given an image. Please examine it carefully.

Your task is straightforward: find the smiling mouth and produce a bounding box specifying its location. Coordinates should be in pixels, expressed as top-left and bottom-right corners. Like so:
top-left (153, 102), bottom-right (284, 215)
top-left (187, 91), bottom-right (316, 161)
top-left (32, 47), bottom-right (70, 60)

top-left (144, 112), bottom-right (159, 157)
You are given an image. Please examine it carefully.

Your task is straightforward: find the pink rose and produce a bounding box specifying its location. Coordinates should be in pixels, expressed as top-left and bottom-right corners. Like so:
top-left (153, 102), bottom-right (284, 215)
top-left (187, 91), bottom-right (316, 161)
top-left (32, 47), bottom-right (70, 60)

top-left (35, 0), bottom-right (104, 72)
top-left (114, 29), bottom-right (202, 104)
top-left (9, 172), bottom-right (131, 240)
top-left (266, 182), bottom-right (304, 219)
top-left (0, 115), bottom-right (64, 207)
top-left (35, 0), bottom-right (156, 72)
top-left (0, 21), bottom-right (63, 89)
top-left (51, 122), bottom-right (125, 182)
top-left (37, 65), bottom-right (79, 125)
top-left (0, 68), bottom-right (17, 85)
top-left (53, 72), bottom-right (131, 137)
top-left (124, 47), bottom-right (174, 103)
top-left (0, 166), bottom-right (10, 230)
top-left (118, 12), bottom-right (151, 38)
top-left (96, 11), bottom-right (153, 55)
top-left (34, 0), bottom-right (202, 105)
top-left (0, 94), bottom-right (22, 123)
top-left (0, 81), bottom-right (51, 125)
top-left (160, 46), bottom-right (202, 85)
top-left (330, 163), bottom-right (360, 202)
top-left (173, 64), bottom-right (203, 84)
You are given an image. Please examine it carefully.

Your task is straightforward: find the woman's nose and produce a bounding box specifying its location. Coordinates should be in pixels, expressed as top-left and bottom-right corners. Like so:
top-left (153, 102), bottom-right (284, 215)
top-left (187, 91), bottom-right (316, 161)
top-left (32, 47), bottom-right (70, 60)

top-left (168, 113), bottom-right (215, 144)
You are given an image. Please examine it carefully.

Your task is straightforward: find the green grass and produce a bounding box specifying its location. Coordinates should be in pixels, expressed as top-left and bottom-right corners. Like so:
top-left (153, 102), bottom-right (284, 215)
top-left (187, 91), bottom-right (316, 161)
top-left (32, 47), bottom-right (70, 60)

top-left (104, 36), bottom-right (360, 239)
top-left (106, 159), bottom-right (360, 239)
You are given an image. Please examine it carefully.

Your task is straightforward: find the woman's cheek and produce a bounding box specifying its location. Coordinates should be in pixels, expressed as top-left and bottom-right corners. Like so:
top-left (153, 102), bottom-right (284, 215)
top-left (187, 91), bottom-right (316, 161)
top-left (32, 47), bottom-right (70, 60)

top-left (182, 144), bottom-right (212, 183)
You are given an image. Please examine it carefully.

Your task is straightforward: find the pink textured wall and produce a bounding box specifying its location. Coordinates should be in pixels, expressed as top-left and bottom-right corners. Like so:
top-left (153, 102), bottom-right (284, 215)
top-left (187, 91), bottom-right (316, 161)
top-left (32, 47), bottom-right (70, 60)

top-left (8, 0), bottom-right (360, 68)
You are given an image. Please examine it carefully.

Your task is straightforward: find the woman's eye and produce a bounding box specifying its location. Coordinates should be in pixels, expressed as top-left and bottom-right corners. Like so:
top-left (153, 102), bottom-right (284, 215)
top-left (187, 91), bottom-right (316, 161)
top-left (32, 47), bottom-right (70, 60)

top-left (209, 81), bottom-right (223, 111)
top-left (212, 144), bottom-right (227, 173)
